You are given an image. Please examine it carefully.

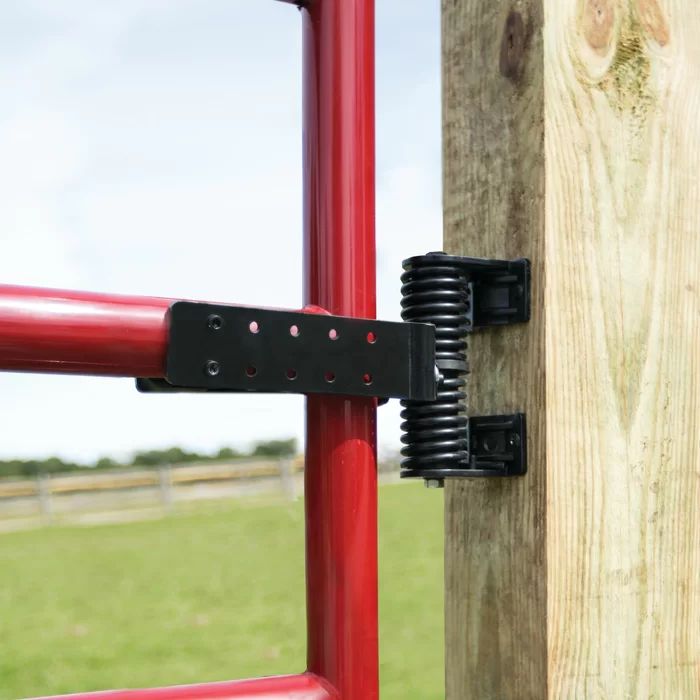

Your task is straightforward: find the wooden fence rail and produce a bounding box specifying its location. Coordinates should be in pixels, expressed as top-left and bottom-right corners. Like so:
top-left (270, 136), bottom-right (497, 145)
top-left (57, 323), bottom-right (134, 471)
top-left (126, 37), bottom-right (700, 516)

top-left (0, 457), bottom-right (304, 530)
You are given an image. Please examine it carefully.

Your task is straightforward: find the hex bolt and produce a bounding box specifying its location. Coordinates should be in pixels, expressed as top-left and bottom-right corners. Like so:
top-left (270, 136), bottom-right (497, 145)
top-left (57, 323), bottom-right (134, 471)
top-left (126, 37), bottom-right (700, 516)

top-left (205, 360), bottom-right (220, 377)
top-left (424, 478), bottom-right (444, 489)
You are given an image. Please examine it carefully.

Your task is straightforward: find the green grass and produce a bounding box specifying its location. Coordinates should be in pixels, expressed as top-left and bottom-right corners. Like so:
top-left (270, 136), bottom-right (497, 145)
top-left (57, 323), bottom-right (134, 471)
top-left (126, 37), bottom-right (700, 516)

top-left (0, 484), bottom-right (443, 699)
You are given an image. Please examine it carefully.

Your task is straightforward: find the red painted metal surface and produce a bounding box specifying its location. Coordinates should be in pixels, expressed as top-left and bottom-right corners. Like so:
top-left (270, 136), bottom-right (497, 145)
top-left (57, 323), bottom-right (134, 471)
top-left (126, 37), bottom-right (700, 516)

top-left (0, 286), bottom-right (329, 379)
top-left (302, 2), bottom-right (378, 700)
top-left (33, 674), bottom-right (338, 700)
top-left (4, 0), bottom-right (379, 697)
top-left (0, 285), bottom-right (171, 377)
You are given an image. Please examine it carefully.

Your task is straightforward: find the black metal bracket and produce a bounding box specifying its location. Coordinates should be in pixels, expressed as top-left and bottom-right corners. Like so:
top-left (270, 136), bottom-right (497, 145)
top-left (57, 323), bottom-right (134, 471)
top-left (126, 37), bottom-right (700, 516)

top-left (418, 414), bottom-right (527, 484)
top-left (398, 252), bottom-right (530, 484)
top-left (469, 414), bottom-right (526, 475)
top-left (138, 252), bottom-right (531, 483)
top-left (138, 303), bottom-right (437, 401)
top-left (464, 258), bottom-right (530, 329)
top-left (401, 253), bottom-right (530, 330)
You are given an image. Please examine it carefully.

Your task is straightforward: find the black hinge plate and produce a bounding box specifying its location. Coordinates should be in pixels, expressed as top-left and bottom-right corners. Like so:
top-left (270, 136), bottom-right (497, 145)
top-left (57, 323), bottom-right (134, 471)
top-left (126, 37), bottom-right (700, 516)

top-left (400, 413), bottom-right (527, 483)
top-left (468, 413), bottom-right (527, 476)
top-left (468, 259), bottom-right (530, 329)
top-left (401, 253), bottom-right (530, 330)
top-left (140, 302), bottom-right (437, 401)
top-left (452, 257), bottom-right (530, 329)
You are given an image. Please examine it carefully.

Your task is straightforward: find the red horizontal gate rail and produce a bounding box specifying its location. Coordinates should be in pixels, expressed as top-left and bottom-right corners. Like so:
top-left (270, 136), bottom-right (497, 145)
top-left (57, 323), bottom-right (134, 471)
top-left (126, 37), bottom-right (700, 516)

top-left (0, 284), bottom-right (171, 376)
top-left (0, 1), bottom-right (378, 699)
top-left (33, 674), bottom-right (338, 700)
top-left (0, 284), bottom-right (328, 376)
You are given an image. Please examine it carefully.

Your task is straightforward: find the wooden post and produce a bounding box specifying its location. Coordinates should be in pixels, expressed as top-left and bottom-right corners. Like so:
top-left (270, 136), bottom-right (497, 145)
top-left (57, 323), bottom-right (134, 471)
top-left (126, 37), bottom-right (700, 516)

top-left (158, 464), bottom-right (174, 513)
top-left (443, 1), bottom-right (700, 698)
top-left (37, 473), bottom-right (53, 525)
top-left (279, 457), bottom-right (296, 501)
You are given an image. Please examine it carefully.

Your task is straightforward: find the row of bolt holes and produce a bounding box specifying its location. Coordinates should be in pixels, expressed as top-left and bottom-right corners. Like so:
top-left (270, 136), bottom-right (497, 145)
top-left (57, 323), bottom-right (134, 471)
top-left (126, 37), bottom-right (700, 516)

top-left (245, 367), bottom-right (373, 385)
top-left (207, 364), bottom-right (373, 386)
top-left (206, 315), bottom-right (377, 385)
top-left (208, 314), bottom-right (378, 345)
top-left (247, 319), bottom-right (377, 347)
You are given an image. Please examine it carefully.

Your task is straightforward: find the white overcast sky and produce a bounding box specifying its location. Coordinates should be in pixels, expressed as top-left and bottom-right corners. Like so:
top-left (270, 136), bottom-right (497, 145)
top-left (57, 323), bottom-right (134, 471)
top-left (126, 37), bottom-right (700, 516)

top-left (0, 1), bottom-right (441, 463)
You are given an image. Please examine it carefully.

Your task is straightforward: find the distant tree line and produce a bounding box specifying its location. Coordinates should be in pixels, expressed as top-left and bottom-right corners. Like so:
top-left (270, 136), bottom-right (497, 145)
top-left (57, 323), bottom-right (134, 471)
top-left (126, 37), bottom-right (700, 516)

top-left (0, 438), bottom-right (297, 480)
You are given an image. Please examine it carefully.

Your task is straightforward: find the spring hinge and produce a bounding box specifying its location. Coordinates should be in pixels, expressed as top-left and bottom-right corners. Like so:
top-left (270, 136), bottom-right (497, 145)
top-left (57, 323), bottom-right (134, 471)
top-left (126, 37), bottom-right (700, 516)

top-left (137, 251), bottom-right (531, 485)
top-left (399, 252), bottom-right (530, 486)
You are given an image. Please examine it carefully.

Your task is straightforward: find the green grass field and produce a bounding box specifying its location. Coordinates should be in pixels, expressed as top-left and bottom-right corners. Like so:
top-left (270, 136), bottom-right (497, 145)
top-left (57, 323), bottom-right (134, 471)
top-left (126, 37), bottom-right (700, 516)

top-left (0, 483), bottom-right (443, 700)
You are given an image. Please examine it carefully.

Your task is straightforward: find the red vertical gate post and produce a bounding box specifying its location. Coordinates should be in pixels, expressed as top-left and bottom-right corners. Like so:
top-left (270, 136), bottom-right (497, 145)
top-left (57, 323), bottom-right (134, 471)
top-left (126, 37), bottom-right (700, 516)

top-left (302, 1), bottom-right (378, 699)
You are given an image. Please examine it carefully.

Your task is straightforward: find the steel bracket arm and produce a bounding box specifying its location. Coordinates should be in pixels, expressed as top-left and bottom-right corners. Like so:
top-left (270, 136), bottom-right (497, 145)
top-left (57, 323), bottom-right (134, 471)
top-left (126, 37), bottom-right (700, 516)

top-left (137, 302), bottom-right (437, 401)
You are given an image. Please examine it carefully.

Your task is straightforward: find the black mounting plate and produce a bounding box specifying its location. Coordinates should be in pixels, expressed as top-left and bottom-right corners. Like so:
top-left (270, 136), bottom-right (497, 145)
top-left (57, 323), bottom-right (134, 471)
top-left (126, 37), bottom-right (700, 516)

top-left (466, 258), bottom-right (530, 329)
top-left (400, 413), bottom-right (527, 482)
top-left (467, 413), bottom-right (527, 476)
top-left (139, 302), bottom-right (437, 401)
top-left (401, 253), bottom-right (530, 329)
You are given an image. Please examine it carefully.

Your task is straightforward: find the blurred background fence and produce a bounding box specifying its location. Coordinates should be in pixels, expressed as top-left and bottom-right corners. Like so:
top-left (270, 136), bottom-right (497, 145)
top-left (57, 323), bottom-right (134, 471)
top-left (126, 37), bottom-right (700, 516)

top-left (0, 458), bottom-right (302, 531)
top-left (0, 457), bottom-right (401, 532)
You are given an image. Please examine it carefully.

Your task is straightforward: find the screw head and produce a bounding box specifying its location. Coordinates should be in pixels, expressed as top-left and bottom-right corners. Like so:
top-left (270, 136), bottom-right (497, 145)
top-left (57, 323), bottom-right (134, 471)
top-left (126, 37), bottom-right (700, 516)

top-left (205, 360), bottom-right (220, 377)
top-left (207, 314), bottom-right (224, 330)
top-left (508, 433), bottom-right (521, 447)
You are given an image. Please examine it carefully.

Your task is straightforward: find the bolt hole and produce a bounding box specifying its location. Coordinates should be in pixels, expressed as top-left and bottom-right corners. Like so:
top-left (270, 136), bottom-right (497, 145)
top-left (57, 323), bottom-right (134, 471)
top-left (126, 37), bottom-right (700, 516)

top-left (483, 436), bottom-right (499, 453)
top-left (366, 331), bottom-right (377, 344)
top-left (290, 324), bottom-right (300, 337)
top-left (328, 328), bottom-right (339, 341)
top-left (246, 366), bottom-right (257, 378)
top-left (205, 360), bottom-right (220, 377)
top-left (249, 321), bottom-right (259, 334)
top-left (363, 372), bottom-right (373, 385)
top-left (324, 371), bottom-right (336, 383)
top-left (208, 315), bottom-right (223, 331)
top-left (287, 369), bottom-right (298, 380)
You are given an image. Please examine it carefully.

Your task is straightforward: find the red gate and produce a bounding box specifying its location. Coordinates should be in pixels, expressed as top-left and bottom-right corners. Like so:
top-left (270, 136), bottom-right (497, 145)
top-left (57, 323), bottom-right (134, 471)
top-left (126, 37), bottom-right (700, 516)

top-left (0, 2), bottom-right (378, 698)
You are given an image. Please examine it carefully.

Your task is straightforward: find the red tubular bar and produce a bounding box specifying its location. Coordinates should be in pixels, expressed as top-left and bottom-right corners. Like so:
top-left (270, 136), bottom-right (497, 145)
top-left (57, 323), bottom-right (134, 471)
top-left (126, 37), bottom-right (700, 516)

top-left (0, 285), bottom-right (171, 377)
top-left (33, 674), bottom-right (338, 700)
top-left (3, 1), bottom-right (378, 697)
top-left (0, 286), bottom-right (324, 378)
top-left (302, 2), bottom-right (378, 700)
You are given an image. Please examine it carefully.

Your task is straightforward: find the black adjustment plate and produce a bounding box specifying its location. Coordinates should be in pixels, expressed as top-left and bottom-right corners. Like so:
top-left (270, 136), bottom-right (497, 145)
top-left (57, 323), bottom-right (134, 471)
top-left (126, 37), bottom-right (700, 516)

top-left (144, 302), bottom-right (437, 400)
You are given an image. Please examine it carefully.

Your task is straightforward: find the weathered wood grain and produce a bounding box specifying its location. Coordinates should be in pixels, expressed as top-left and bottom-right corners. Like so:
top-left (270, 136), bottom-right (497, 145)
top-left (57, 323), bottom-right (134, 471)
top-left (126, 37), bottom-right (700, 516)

top-left (545, 0), bottom-right (700, 696)
top-left (445, 0), bottom-right (700, 697)
top-left (443, 1), bottom-right (547, 698)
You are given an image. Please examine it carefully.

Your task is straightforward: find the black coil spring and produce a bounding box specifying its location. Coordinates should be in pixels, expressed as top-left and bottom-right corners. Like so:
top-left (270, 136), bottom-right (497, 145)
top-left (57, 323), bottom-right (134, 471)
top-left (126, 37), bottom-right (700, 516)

top-left (400, 254), bottom-right (470, 477)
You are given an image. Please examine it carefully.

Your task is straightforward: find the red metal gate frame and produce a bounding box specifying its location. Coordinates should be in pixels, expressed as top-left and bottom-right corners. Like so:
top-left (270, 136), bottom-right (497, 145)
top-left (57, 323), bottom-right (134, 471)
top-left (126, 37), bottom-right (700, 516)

top-left (0, 2), bottom-right (378, 699)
